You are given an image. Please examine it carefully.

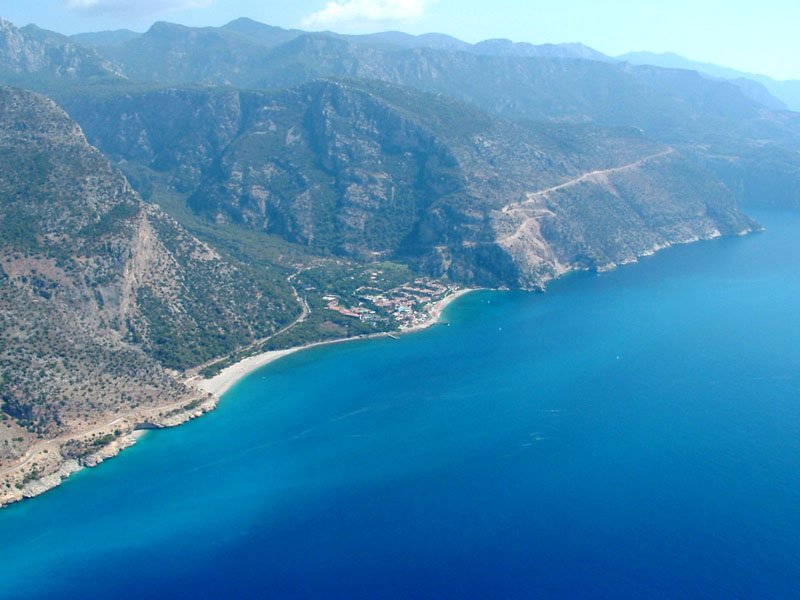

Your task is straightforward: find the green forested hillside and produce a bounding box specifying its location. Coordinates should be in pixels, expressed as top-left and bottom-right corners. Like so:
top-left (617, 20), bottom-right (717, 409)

top-left (0, 87), bottom-right (297, 450)
top-left (63, 79), bottom-right (756, 287)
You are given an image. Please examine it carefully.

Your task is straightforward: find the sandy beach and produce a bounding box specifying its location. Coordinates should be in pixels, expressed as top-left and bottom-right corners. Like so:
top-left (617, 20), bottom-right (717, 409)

top-left (0, 287), bottom-right (475, 508)
top-left (193, 287), bottom-right (477, 398)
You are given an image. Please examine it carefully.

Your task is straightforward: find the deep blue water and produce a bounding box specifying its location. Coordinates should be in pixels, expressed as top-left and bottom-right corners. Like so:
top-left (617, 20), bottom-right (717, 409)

top-left (2, 209), bottom-right (800, 599)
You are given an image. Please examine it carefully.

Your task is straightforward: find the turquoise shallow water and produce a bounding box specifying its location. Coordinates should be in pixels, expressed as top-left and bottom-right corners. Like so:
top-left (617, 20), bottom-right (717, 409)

top-left (1, 209), bottom-right (800, 598)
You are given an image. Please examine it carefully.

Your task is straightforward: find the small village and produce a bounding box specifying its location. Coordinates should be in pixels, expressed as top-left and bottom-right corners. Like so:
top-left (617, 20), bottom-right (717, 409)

top-left (321, 272), bottom-right (456, 330)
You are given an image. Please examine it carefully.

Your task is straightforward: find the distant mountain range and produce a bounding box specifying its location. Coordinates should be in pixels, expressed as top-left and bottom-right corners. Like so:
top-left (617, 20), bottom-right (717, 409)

top-left (66, 17), bottom-right (609, 60)
top-left (618, 51), bottom-right (800, 112)
top-left (61, 18), bottom-right (800, 112)
top-left (58, 18), bottom-right (800, 206)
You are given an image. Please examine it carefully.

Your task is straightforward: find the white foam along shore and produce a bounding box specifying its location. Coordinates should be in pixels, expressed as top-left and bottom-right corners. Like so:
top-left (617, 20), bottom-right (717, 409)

top-left (192, 288), bottom-right (477, 398)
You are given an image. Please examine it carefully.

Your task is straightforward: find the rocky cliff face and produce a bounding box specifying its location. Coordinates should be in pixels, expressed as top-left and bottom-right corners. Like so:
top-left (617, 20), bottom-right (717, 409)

top-left (5, 15), bottom-right (797, 207)
top-left (0, 18), bottom-right (123, 80)
top-left (69, 20), bottom-right (800, 208)
top-left (0, 87), bottom-right (295, 473)
top-left (65, 80), bottom-right (757, 289)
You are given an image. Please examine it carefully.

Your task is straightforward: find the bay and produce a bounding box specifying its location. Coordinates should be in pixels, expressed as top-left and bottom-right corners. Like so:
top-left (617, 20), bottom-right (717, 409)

top-left (1, 209), bottom-right (799, 598)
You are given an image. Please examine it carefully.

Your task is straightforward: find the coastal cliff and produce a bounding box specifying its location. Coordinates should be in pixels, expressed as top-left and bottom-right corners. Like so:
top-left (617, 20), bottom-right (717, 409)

top-left (66, 79), bottom-right (756, 289)
top-left (0, 87), bottom-right (295, 506)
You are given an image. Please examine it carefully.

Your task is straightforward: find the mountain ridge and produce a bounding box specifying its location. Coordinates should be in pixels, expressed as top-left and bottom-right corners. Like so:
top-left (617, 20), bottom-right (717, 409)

top-left (34, 16), bottom-right (799, 207)
top-left (0, 17), bottom-right (124, 81)
top-left (0, 86), bottom-right (301, 504)
top-left (618, 50), bottom-right (800, 111)
top-left (62, 78), bottom-right (758, 288)
top-left (43, 16), bottom-right (800, 117)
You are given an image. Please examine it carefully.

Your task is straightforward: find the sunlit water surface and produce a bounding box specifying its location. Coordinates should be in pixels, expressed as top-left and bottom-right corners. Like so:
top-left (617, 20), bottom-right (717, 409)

top-left (1, 209), bottom-right (799, 598)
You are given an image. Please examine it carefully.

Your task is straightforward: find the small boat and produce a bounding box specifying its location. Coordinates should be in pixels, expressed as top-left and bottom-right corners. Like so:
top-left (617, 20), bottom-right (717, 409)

top-left (388, 333), bottom-right (400, 340)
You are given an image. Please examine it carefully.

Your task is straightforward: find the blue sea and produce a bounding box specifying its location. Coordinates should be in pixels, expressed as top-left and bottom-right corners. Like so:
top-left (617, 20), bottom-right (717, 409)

top-left (1, 209), bottom-right (799, 599)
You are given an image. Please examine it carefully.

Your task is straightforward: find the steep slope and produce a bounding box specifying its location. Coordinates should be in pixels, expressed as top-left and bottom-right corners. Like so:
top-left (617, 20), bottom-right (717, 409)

top-left (64, 79), bottom-right (756, 288)
top-left (101, 21), bottom-right (265, 86)
top-left (81, 21), bottom-right (781, 130)
top-left (66, 21), bottom-right (800, 207)
top-left (238, 39), bottom-right (781, 139)
top-left (0, 87), bottom-right (295, 502)
top-left (0, 18), bottom-right (124, 82)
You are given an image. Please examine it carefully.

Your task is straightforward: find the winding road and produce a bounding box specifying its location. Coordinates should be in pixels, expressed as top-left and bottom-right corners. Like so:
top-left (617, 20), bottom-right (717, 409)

top-left (498, 149), bottom-right (675, 246)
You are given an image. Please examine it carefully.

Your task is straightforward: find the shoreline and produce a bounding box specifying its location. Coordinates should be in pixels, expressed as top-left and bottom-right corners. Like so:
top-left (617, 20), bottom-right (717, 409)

top-left (0, 225), bottom-right (756, 509)
top-left (192, 287), bottom-right (477, 398)
top-left (0, 287), bottom-right (476, 508)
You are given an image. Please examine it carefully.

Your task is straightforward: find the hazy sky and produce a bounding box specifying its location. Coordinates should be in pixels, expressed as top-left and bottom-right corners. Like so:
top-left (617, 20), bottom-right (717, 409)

top-left (1, 0), bottom-right (798, 80)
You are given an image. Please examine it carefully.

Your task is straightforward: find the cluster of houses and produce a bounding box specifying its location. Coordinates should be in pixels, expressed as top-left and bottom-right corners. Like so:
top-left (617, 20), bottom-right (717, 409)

top-left (323, 274), bottom-right (454, 329)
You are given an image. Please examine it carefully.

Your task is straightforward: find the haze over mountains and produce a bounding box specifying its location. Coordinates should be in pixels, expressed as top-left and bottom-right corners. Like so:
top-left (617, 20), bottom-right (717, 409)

top-left (0, 14), bottom-right (796, 503)
top-left (57, 17), bottom-right (800, 112)
top-left (618, 51), bottom-right (800, 112)
top-left (3, 15), bottom-right (799, 210)
top-left (65, 79), bottom-right (753, 288)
